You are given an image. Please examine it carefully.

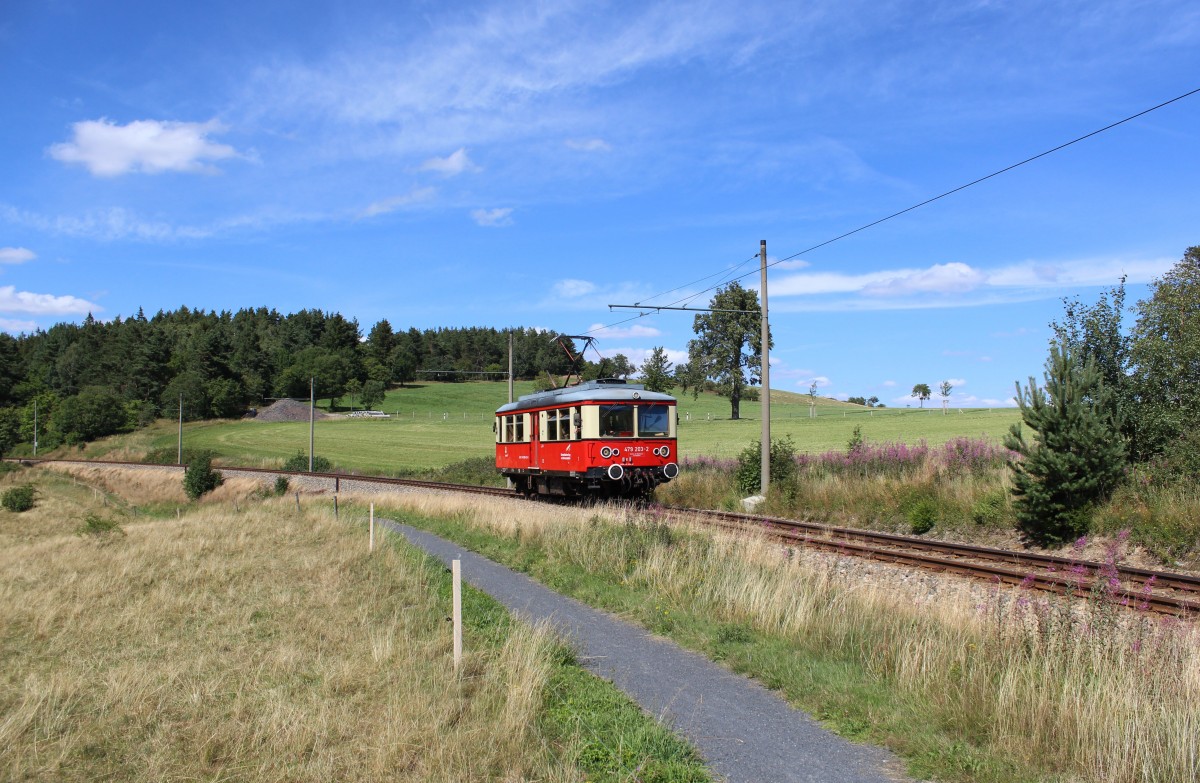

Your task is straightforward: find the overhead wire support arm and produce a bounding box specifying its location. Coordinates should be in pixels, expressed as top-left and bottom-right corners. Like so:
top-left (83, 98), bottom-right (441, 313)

top-left (607, 304), bottom-right (760, 314)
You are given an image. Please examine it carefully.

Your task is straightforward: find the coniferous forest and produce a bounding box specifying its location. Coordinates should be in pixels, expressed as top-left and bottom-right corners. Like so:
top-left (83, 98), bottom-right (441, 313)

top-left (0, 308), bottom-right (582, 452)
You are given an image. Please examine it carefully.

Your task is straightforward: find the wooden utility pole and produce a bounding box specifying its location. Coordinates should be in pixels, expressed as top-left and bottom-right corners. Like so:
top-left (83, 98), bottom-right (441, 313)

top-left (309, 377), bottom-right (315, 473)
top-left (760, 240), bottom-right (771, 496)
top-left (508, 331), bottom-right (514, 404)
top-left (177, 394), bottom-right (183, 464)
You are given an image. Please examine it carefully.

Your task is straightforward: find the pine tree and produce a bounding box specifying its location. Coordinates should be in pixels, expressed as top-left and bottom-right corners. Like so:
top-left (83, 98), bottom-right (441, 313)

top-left (1004, 342), bottom-right (1126, 544)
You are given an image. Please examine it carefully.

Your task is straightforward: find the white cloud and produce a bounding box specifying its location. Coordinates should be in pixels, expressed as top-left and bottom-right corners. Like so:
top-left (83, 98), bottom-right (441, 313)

top-left (555, 279), bottom-right (597, 298)
top-left (0, 317), bottom-right (38, 334)
top-left (0, 247), bottom-right (35, 264)
top-left (772, 259), bottom-right (810, 270)
top-left (565, 138), bottom-right (612, 152)
top-left (985, 256), bottom-right (1174, 288)
top-left (882, 380), bottom-right (897, 387)
top-left (800, 375), bottom-right (831, 388)
top-left (585, 323), bottom-right (662, 340)
top-left (944, 378), bottom-right (967, 387)
top-left (420, 148), bottom-right (479, 176)
top-left (243, 4), bottom-right (780, 158)
top-left (361, 187), bottom-right (437, 217)
top-left (48, 118), bottom-right (239, 176)
top-left (861, 262), bottom-right (986, 297)
top-left (471, 208), bottom-right (513, 227)
top-left (0, 285), bottom-right (98, 315)
top-left (768, 253), bottom-right (1179, 312)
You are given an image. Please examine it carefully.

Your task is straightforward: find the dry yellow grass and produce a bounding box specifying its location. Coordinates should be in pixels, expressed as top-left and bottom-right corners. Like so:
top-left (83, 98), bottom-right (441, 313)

top-left (0, 492), bottom-right (574, 782)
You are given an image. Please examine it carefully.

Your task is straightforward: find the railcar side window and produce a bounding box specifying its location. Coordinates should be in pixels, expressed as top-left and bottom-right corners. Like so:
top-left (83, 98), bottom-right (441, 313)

top-left (637, 405), bottom-right (670, 437)
top-left (498, 414), bottom-right (528, 443)
top-left (600, 404), bottom-right (634, 437)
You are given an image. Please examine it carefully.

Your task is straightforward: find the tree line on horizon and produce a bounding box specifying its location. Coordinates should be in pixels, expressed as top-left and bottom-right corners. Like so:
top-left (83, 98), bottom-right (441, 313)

top-left (0, 309), bottom-right (604, 452)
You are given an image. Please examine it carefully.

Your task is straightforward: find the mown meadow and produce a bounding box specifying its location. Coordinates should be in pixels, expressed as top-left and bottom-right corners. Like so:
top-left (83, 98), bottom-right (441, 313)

top-left (44, 381), bottom-right (1198, 568)
top-left (57, 380), bottom-right (1020, 470)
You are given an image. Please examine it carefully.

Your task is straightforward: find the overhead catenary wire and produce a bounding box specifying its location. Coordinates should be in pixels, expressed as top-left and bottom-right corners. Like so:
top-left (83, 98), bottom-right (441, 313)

top-left (584, 85), bottom-right (1200, 335)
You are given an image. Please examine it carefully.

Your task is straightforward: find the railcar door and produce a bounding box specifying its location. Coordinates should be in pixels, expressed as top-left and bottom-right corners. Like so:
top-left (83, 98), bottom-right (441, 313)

top-left (531, 410), bottom-right (540, 471)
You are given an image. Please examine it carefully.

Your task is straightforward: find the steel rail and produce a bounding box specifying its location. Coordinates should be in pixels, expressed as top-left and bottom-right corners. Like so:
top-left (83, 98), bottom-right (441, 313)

top-left (673, 506), bottom-right (1200, 616)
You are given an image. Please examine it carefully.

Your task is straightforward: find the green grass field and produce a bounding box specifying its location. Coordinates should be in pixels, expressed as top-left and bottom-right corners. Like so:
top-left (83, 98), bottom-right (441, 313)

top-left (68, 381), bottom-right (1021, 474)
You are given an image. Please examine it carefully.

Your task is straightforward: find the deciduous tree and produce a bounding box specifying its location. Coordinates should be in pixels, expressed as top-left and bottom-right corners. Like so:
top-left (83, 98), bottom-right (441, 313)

top-left (1128, 246), bottom-right (1200, 459)
top-left (911, 383), bottom-right (931, 407)
top-left (687, 282), bottom-right (770, 420)
top-left (638, 347), bottom-right (674, 393)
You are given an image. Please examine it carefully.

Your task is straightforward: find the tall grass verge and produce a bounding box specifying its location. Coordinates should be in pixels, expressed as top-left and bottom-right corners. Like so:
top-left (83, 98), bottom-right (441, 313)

top-left (356, 489), bottom-right (1200, 783)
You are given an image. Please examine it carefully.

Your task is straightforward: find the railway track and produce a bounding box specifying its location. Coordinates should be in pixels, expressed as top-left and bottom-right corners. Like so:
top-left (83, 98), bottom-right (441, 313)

top-left (13, 457), bottom-right (1198, 617)
top-left (671, 506), bottom-right (1200, 617)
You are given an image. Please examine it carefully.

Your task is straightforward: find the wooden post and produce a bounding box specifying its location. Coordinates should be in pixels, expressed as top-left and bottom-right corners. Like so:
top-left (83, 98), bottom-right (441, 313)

top-left (333, 495), bottom-right (339, 519)
top-left (452, 558), bottom-right (462, 673)
top-left (369, 503), bottom-right (375, 551)
top-left (295, 492), bottom-right (300, 511)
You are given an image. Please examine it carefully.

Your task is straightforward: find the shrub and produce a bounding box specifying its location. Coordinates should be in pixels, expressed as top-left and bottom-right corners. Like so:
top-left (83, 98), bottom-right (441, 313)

top-left (76, 512), bottom-right (124, 541)
top-left (1, 484), bottom-right (36, 512)
top-left (735, 436), bottom-right (798, 495)
top-left (282, 451), bottom-right (332, 472)
top-left (846, 425), bottom-right (864, 455)
top-left (273, 475), bottom-right (289, 496)
top-left (183, 456), bottom-right (223, 500)
top-left (905, 496), bottom-right (939, 535)
top-left (971, 489), bottom-right (1010, 528)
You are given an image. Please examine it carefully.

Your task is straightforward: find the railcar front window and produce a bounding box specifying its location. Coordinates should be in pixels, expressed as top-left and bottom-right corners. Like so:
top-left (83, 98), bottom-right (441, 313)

top-left (600, 405), bottom-right (634, 437)
top-left (638, 405), bottom-right (670, 437)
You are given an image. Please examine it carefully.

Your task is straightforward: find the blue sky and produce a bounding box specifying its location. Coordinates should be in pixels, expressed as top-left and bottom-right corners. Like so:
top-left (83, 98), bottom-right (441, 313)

top-left (2, 0), bottom-right (1198, 407)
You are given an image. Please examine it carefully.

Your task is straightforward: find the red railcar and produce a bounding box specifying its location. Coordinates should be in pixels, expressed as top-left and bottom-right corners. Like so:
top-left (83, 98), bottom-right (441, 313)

top-left (495, 378), bottom-right (679, 498)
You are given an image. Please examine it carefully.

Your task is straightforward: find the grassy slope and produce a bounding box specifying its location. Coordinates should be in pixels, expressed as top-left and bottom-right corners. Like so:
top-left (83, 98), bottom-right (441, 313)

top-left (60, 381), bottom-right (1021, 474)
top-left (0, 466), bottom-right (710, 783)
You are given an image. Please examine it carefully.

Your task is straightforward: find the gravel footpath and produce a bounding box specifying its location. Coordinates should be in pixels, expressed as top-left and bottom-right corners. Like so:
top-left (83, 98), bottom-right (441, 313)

top-left (384, 519), bottom-right (912, 783)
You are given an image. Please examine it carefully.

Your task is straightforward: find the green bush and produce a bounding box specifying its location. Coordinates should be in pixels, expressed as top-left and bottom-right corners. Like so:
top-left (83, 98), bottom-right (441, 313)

top-left (76, 513), bottom-right (124, 540)
top-left (183, 456), bottom-right (223, 500)
top-left (906, 497), bottom-right (938, 535)
top-left (1, 484), bottom-right (36, 512)
top-left (273, 475), bottom-right (289, 496)
top-left (282, 451), bottom-right (332, 472)
top-left (899, 486), bottom-right (940, 535)
top-left (735, 436), bottom-right (798, 495)
top-left (846, 424), bottom-right (865, 454)
top-left (971, 489), bottom-right (1010, 528)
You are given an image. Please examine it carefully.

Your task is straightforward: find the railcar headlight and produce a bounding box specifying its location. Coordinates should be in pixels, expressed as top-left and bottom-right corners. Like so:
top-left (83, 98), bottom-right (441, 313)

top-left (600, 446), bottom-right (613, 458)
